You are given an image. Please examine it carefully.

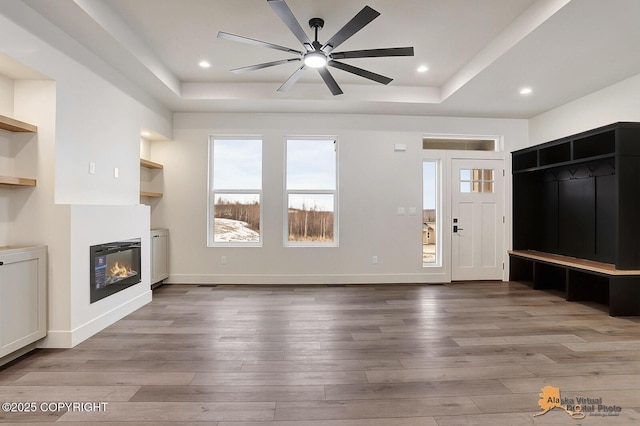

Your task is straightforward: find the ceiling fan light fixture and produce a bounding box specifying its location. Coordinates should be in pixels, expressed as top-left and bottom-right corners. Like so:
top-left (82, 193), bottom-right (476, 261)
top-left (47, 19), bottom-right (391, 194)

top-left (304, 51), bottom-right (327, 68)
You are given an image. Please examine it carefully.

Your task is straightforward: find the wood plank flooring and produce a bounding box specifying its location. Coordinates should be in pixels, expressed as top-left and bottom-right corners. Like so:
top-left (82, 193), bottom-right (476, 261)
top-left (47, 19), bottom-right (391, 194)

top-left (2, 281), bottom-right (640, 424)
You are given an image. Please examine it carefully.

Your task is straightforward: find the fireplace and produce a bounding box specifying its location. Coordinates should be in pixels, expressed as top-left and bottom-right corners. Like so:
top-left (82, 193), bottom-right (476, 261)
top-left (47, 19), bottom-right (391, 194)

top-left (90, 238), bottom-right (142, 303)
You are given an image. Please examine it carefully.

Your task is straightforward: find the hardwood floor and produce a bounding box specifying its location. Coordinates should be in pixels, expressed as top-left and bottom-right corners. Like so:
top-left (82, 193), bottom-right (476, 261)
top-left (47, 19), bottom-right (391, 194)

top-left (2, 281), bottom-right (640, 424)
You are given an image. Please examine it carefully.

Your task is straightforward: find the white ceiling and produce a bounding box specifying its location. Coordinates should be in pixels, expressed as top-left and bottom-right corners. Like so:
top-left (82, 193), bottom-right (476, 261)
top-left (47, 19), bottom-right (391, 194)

top-left (14, 0), bottom-right (640, 118)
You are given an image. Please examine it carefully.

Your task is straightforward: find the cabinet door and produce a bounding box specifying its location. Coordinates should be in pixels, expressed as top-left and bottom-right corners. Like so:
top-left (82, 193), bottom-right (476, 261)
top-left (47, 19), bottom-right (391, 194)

top-left (151, 231), bottom-right (169, 283)
top-left (0, 249), bottom-right (47, 357)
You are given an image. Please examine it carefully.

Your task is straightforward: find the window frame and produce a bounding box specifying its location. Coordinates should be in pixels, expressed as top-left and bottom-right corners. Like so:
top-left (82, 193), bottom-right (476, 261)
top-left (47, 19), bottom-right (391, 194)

top-left (208, 136), bottom-right (263, 247)
top-left (284, 136), bottom-right (339, 247)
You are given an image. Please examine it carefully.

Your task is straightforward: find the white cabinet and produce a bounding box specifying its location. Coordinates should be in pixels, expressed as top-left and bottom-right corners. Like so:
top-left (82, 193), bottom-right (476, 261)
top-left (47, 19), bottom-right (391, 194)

top-left (0, 246), bottom-right (47, 364)
top-left (150, 229), bottom-right (169, 286)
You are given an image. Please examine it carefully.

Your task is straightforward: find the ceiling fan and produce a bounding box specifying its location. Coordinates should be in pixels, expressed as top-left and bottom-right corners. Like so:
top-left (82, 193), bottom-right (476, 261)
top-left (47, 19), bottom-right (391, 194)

top-left (217, 0), bottom-right (414, 95)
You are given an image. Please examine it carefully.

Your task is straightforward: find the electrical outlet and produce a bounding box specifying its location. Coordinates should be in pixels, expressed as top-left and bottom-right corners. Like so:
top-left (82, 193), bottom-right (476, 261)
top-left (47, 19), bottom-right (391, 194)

top-left (372, 256), bottom-right (378, 264)
top-left (89, 162), bottom-right (95, 175)
top-left (114, 167), bottom-right (119, 178)
top-left (221, 256), bottom-right (227, 265)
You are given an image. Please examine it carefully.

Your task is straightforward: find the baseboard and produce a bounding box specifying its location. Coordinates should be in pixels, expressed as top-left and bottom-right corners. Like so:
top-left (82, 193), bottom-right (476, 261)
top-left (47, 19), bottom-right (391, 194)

top-left (167, 273), bottom-right (449, 285)
top-left (38, 290), bottom-right (152, 349)
top-left (39, 330), bottom-right (73, 348)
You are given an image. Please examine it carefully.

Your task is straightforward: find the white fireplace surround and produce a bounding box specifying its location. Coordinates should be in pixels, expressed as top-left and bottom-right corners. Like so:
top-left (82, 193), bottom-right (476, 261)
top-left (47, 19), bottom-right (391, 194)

top-left (42, 204), bottom-right (151, 348)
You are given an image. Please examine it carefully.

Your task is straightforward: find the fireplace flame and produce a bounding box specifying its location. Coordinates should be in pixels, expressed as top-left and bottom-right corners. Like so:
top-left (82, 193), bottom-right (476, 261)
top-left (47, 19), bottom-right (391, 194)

top-left (110, 261), bottom-right (132, 278)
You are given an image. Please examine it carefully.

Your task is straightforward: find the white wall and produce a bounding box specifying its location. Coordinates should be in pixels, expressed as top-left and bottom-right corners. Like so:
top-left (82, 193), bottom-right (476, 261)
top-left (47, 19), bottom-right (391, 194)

top-left (52, 71), bottom-right (172, 205)
top-left (0, 8), bottom-right (172, 206)
top-left (530, 72), bottom-right (640, 144)
top-left (140, 137), bottom-right (151, 159)
top-left (0, 73), bottom-right (12, 116)
top-left (0, 74), bottom-right (14, 245)
top-left (155, 113), bottom-right (527, 285)
top-left (0, 7), bottom-right (171, 347)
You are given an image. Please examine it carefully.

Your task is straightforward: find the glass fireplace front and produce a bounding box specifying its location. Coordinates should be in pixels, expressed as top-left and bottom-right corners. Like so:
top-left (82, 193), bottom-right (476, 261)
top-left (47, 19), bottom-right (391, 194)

top-left (90, 238), bottom-right (141, 303)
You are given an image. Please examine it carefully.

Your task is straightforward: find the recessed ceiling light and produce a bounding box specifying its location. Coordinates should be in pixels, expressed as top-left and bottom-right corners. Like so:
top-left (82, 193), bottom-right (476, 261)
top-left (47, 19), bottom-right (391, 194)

top-left (520, 87), bottom-right (533, 95)
top-left (417, 65), bottom-right (429, 73)
top-left (199, 60), bottom-right (211, 68)
top-left (141, 131), bottom-right (151, 137)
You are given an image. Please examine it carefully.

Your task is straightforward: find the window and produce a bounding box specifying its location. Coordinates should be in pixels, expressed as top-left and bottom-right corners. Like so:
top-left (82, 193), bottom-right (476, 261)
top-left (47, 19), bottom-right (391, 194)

top-left (423, 161), bottom-right (438, 264)
top-left (208, 137), bottom-right (262, 246)
top-left (286, 138), bottom-right (337, 245)
top-left (459, 169), bottom-right (494, 193)
top-left (423, 137), bottom-right (497, 151)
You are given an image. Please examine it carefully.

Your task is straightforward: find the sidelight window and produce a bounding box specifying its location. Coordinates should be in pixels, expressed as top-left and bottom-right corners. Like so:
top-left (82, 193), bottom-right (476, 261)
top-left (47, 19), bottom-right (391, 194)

top-left (423, 160), bottom-right (438, 264)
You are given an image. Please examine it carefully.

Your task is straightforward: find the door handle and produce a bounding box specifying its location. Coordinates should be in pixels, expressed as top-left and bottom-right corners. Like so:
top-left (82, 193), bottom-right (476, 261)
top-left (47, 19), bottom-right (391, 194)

top-left (453, 225), bottom-right (464, 233)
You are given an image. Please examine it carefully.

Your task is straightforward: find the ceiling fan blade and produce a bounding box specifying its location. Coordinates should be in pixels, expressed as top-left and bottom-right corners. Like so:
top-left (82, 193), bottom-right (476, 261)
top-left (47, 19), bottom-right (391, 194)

top-left (328, 60), bottom-right (392, 85)
top-left (232, 58), bottom-right (301, 74)
top-left (267, 0), bottom-right (313, 51)
top-left (331, 47), bottom-right (414, 60)
top-left (318, 67), bottom-right (343, 96)
top-left (278, 64), bottom-right (307, 92)
top-left (321, 6), bottom-right (380, 53)
top-left (217, 32), bottom-right (303, 55)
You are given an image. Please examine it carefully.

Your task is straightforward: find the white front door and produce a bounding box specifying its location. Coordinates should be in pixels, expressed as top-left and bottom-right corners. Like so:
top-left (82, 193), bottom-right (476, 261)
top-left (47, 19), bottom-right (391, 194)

top-left (451, 158), bottom-right (504, 281)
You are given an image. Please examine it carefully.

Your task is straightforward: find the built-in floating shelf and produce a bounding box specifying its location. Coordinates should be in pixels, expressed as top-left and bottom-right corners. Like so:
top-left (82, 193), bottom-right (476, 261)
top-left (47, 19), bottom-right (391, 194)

top-left (140, 158), bottom-right (163, 200)
top-left (0, 176), bottom-right (37, 187)
top-left (140, 158), bottom-right (163, 169)
top-left (140, 191), bottom-right (163, 198)
top-left (0, 114), bottom-right (37, 133)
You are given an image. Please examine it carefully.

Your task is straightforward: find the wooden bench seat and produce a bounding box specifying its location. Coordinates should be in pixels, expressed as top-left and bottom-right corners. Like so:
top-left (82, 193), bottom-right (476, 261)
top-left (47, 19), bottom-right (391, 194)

top-left (509, 250), bottom-right (640, 316)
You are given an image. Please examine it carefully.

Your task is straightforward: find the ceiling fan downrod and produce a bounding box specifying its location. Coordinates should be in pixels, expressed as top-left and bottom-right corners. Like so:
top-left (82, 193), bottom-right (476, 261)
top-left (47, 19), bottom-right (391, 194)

top-left (305, 17), bottom-right (328, 67)
top-left (309, 17), bottom-right (324, 43)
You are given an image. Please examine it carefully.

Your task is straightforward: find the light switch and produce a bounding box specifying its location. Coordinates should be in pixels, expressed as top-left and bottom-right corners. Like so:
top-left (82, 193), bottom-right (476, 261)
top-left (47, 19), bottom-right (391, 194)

top-left (397, 207), bottom-right (405, 216)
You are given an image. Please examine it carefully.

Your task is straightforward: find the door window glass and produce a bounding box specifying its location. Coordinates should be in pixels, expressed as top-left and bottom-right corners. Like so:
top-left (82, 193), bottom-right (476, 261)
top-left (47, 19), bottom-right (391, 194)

top-left (460, 169), bottom-right (494, 193)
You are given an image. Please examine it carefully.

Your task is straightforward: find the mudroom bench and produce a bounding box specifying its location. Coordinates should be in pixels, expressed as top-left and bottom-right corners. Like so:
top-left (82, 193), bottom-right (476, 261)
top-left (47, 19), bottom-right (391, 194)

top-left (509, 250), bottom-right (640, 316)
